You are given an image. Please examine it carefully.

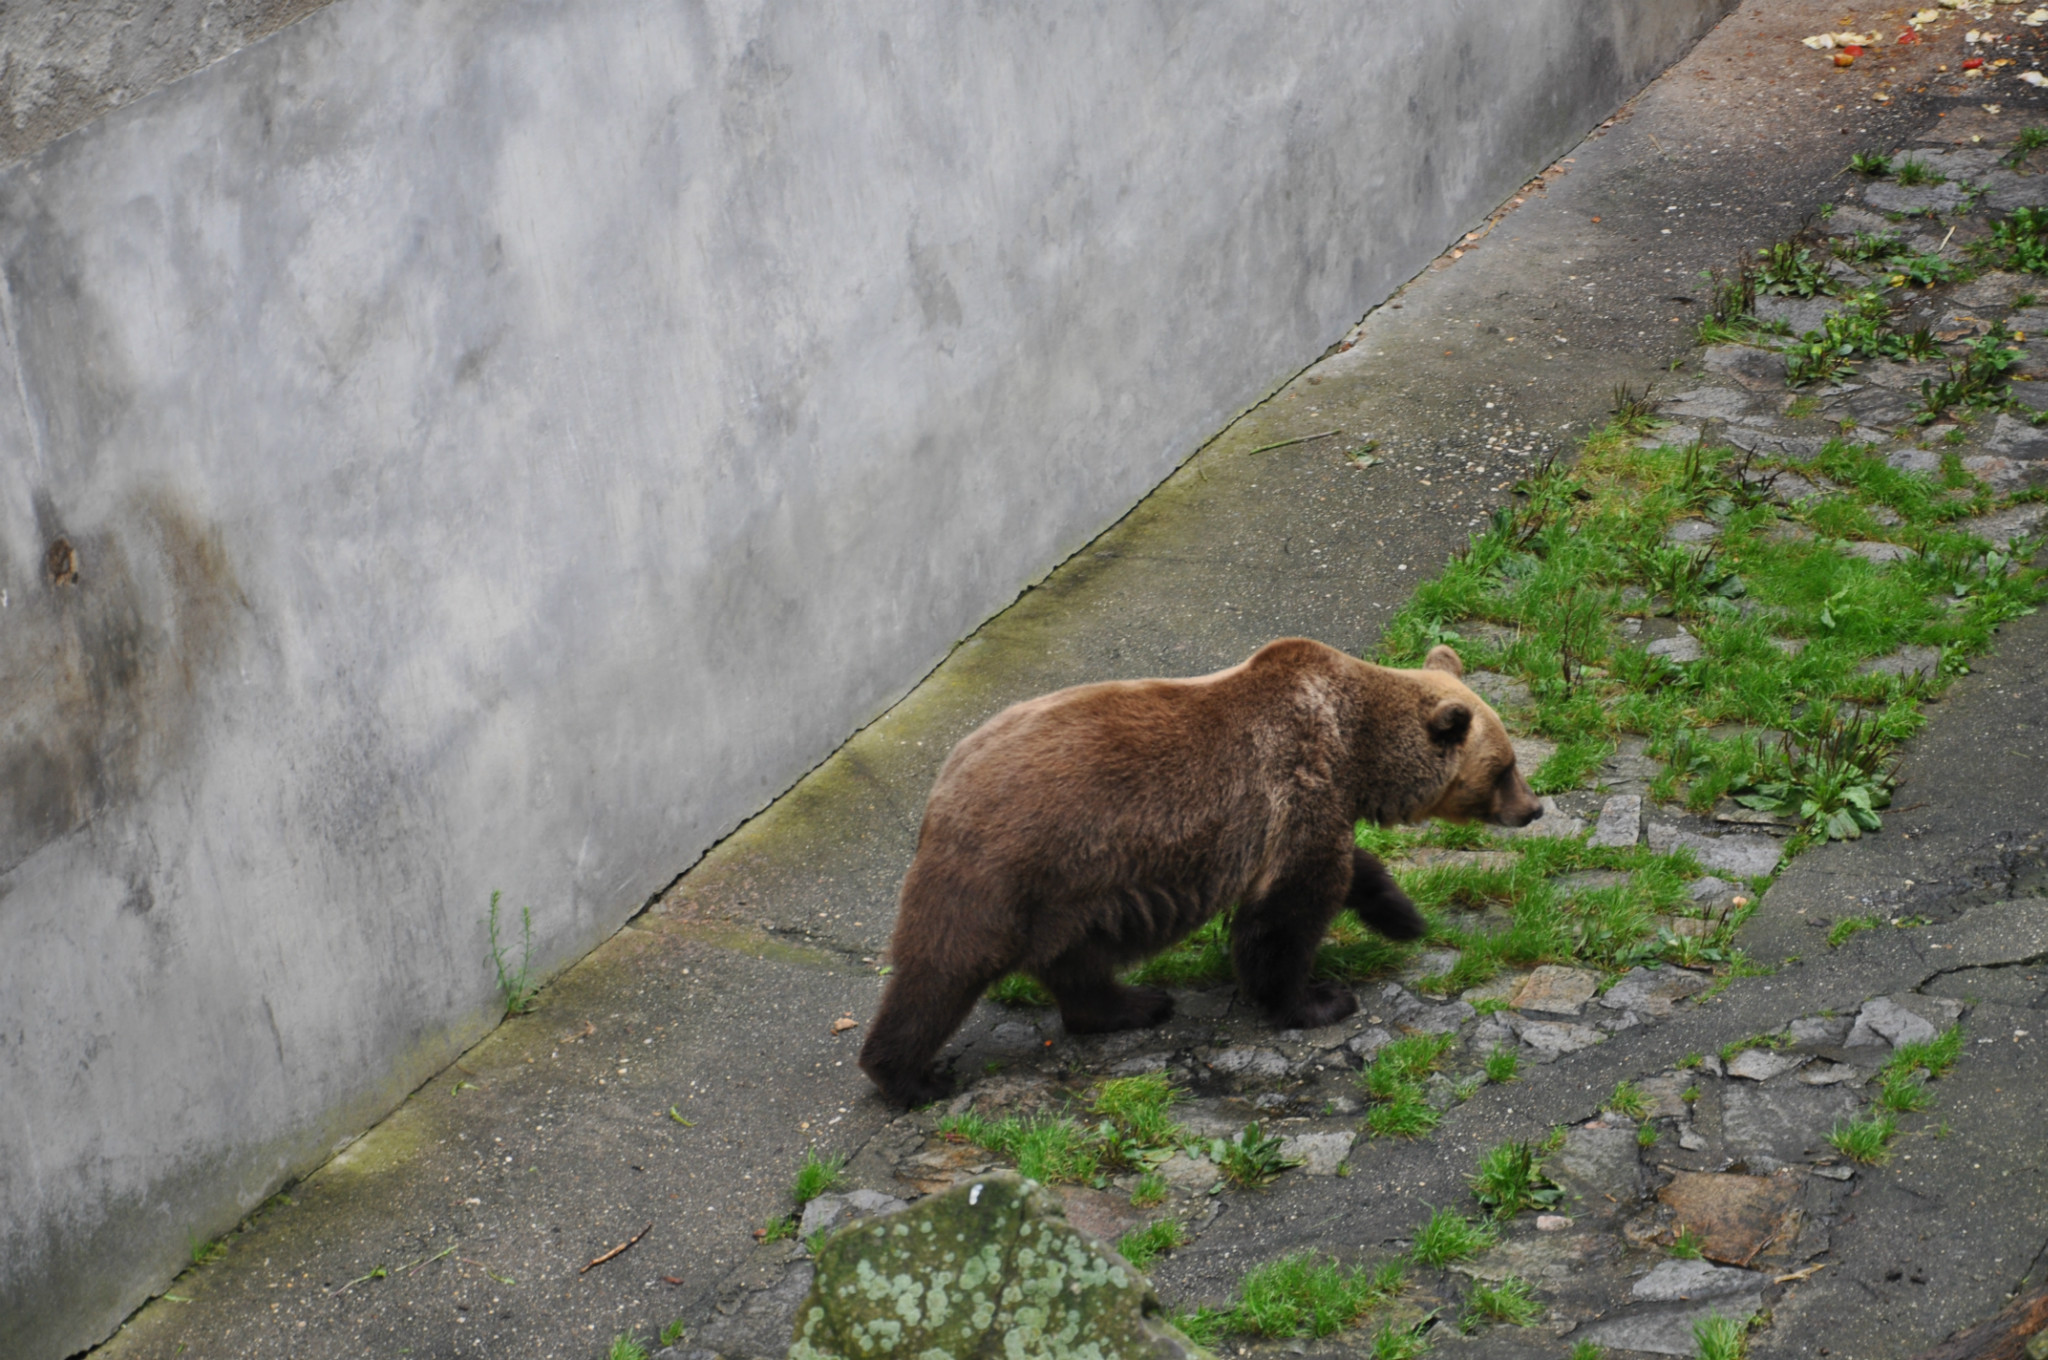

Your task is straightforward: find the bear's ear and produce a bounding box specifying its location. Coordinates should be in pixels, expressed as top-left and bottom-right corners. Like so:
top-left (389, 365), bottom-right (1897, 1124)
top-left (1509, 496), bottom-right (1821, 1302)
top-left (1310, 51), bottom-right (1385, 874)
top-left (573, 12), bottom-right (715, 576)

top-left (1423, 645), bottom-right (1465, 677)
top-left (1427, 700), bottom-right (1472, 745)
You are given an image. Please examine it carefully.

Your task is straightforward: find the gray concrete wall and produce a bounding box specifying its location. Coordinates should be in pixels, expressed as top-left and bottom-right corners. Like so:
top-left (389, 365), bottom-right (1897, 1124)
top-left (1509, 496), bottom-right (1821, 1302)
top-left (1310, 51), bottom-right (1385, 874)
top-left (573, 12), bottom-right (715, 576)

top-left (0, 1), bottom-right (1735, 1354)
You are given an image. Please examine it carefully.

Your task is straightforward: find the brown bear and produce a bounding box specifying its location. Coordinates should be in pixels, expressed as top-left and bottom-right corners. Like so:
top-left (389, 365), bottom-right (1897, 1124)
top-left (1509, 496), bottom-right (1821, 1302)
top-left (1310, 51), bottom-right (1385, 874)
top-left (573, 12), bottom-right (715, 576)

top-left (858, 639), bottom-right (1541, 1107)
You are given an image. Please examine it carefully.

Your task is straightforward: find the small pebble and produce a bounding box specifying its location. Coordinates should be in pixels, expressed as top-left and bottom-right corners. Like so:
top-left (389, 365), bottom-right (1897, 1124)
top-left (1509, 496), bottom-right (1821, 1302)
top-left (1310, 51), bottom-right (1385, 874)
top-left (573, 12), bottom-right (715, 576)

top-left (1536, 1214), bottom-right (1574, 1232)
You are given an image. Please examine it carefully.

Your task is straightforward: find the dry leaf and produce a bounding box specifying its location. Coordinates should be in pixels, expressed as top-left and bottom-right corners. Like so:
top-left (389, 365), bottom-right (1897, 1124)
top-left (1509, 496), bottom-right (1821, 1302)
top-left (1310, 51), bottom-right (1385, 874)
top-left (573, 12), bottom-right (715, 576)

top-left (830, 1016), bottom-right (859, 1034)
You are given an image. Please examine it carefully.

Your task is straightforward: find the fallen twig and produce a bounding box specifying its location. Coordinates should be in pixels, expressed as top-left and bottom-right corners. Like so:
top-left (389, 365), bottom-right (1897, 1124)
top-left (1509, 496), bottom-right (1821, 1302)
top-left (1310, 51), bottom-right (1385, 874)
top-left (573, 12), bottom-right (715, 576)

top-left (1775, 1262), bottom-right (1829, 1284)
top-left (1245, 428), bottom-right (1340, 456)
top-left (581, 1223), bottom-right (652, 1274)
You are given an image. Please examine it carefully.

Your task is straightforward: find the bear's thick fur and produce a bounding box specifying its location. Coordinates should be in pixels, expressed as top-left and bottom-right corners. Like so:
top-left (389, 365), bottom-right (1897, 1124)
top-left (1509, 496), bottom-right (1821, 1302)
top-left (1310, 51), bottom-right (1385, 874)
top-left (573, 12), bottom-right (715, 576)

top-left (858, 640), bottom-right (1541, 1107)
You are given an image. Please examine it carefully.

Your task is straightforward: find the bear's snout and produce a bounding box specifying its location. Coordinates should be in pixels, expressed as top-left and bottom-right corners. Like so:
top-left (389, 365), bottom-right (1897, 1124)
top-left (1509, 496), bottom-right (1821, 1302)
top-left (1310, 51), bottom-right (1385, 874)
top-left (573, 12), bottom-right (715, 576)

top-left (1492, 770), bottom-right (1544, 827)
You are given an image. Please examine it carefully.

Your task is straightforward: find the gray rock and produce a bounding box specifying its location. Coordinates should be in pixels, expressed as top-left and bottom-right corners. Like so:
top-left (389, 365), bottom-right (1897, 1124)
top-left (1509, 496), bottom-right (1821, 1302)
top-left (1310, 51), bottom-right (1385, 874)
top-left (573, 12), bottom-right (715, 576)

top-left (1959, 502), bottom-right (2048, 545)
top-left (1158, 1154), bottom-right (1220, 1192)
top-left (1845, 995), bottom-right (1939, 1048)
top-left (1799, 1060), bottom-right (1865, 1086)
top-left (1665, 518), bottom-right (1721, 545)
top-left (1986, 412), bottom-right (2048, 456)
top-left (790, 1174), bottom-right (1199, 1360)
top-left (1108, 1053), bottom-right (1172, 1076)
top-left (1885, 447), bottom-right (1944, 476)
top-left (1647, 632), bottom-right (1704, 664)
top-left (1547, 1123), bottom-right (1643, 1211)
top-left (1633, 1258), bottom-right (1769, 1302)
top-left (1961, 455), bottom-right (2048, 493)
top-left (1205, 1048), bottom-right (1290, 1079)
top-left (1277, 1131), bottom-right (1356, 1176)
top-left (1647, 827), bottom-right (1782, 879)
top-left (1513, 1016), bottom-right (1607, 1062)
top-left (1345, 1026), bottom-right (1395, 1059)
top-left (2006, 382), bottom-right (2048, 413)
top-left (1514, 965), bottom-right (1600, 1016)
top-left (1664, 387), bottom-right (1758, 420)
top-left (1465, 670), bottom-right (1533, 707)
top-left (1723, 425), bottom-right (1827, 461)
top-left (1857, 645), bottom-right (1940, 682)
top-left (1599, 966), bottom-right (1713, 1018)
top-left (1841, 540), bottom-right (1916, 566)
top-left (1721, 1082), bottom-right (1861, 1162)
top-left (1724, 1048), bottom-right (1808, 1082)
top-left (699, 1257), bottom-right (819, 1360)
top-left (1472, 1014), bottom-right (1518, 1050)
top-left (1752, 296), bottom-right (1833, 338)
top-left (1404, 1000), bottom-right (1476, 1035)
top-left (1786, 1014), bottom-right (1853, 1046)
top-left (1396, 951), bottom-right (1461, 985)
top-left (1510, 734), bottom-right (1558, 771)
top-left (799, 1188), bottom-right (910, 1238)
top-left (986, 1020), bottom-right (1048, 1053)
top-left (1689, 875), bottom-right (1738, 902)
top-left (1590, 795), bottom-right (1644, 848)
top-left (1575, 1298), bottom-right (1766, 1356)
top-left (1555, 869), bottom-right (1634, 893)
top-left (1861, 179), bottom-right (1970, 213)
top-left (1502, 796), bottom-right (1588, 839)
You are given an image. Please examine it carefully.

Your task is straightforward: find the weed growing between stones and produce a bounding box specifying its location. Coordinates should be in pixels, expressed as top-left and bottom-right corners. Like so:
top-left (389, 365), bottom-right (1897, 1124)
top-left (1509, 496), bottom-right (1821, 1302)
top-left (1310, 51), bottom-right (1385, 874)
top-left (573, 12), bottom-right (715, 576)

top-left (1693, 1313), bottom-right (1753, 1360)
top-left (1483, 1044), bottom-right (1519, 1084)
top-left (1468, 1141), bottom-right (1564, 1218)
top-left (1827, 1111), bottom-right (1900, 1164)
top-left (1410, 1207), bottom-right (1498, 1268)
top-left (790, 1150), bottom-right (847, 1204)
top-left (936, 1111), bottom-right (1100, 1184)
top-left (658, 1318), bottom-right (687, 1347)
top-left (1215, 1122), bottom-right (1297, 1188)
top-left (1115, 1218), bottom-right (1187, 1270)
top-left (1091, 1073), bottom-right (1184, 1145)
top-left (1826, 914), bottom-right (1882, 947)
top-left (1670, 1225), bottom-right (1706, 1259)
top-left (940, 1076), bottom-right (1194, 1187)
top-left (607, 1333), bottom-right (650, 1360)
top-left (1606, 1079), bottom-right (1651, 1121)
top-left (1362, 1033), bottom-right (1457, 1139)
top-left (1176, 1252), bottom-right (1407, 1342)
top-left (1876, 1024), bottom-right (1965, 1113)
top-left (1129, 1171), bottom-right (1167, 1207)
top-left (1571, 1341), bottom-right (1607, 1360)
top-left (1461, 1274), bottom-right (1542, 1331)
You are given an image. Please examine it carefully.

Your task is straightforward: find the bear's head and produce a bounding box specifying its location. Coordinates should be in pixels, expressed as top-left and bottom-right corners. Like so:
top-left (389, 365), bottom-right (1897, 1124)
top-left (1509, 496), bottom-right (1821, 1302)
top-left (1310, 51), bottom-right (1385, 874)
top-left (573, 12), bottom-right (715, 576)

top-left (1405, 645), bottom-right (1543, 828)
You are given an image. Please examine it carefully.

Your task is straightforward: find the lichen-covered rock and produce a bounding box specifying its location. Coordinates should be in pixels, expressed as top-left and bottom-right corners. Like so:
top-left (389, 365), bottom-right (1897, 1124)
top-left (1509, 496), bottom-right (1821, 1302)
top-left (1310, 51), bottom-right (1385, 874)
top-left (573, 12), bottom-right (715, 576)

top-left (787, 1172), bottom-right (1204, 1360)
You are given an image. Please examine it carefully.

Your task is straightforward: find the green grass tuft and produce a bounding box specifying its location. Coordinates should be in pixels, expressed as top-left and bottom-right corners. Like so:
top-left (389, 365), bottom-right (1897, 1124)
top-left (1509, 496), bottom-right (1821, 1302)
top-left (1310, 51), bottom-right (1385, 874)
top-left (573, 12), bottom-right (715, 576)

top-left (1116, 1218), bottom-right (1188, 1270)
top-left (1411, 1207), bottom-right (1498, 1268)
top-left (1828, 1111), bottom-right (1900, 1164)
top-left (1469, 1141), bottom-right (1563, 1218)
top-left (791, 1150), bottom-right (847, 1205)
top-left (1462, 1275), bottom-right (1543, 1331)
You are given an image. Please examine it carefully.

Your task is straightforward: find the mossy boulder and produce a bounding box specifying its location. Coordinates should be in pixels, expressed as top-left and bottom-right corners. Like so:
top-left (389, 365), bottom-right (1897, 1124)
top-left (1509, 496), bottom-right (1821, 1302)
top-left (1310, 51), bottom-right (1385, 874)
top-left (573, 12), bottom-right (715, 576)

top-left (787, 1172), bottom-right (1203, 1360)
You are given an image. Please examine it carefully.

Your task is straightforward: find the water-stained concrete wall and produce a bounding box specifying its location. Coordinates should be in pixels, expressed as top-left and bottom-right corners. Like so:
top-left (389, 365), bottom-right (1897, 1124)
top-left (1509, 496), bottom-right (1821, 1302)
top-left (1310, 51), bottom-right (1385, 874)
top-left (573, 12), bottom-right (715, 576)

top-left (0, 1), bottom-right (1736, 1353)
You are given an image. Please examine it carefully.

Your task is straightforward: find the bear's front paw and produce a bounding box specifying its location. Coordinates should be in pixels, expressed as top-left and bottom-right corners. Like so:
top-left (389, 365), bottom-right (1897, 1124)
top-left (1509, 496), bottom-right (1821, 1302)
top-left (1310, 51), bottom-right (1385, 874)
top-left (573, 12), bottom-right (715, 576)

top-left (1281, 980), bottom-right (1359, 1030)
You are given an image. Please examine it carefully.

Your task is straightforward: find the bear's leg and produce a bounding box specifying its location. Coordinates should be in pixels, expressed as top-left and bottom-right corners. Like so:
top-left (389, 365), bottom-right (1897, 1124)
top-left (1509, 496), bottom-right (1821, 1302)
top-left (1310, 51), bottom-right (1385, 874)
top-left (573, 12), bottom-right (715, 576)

top-left (1347, 847), bottom-right (1427, 941)
top-left (859, 964), bottom-right (994, 1107)
top-left (1233, 851), bottom-right (1359, 1030)
top-left (1037, 946), bottom-right (1175, 1035)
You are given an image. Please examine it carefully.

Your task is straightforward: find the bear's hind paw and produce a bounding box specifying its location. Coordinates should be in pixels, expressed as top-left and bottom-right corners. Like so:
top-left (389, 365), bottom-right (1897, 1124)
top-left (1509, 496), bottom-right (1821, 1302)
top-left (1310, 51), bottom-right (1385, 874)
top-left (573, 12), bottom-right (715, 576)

top-left (1278, 980), bottom-right (1359, 1030)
